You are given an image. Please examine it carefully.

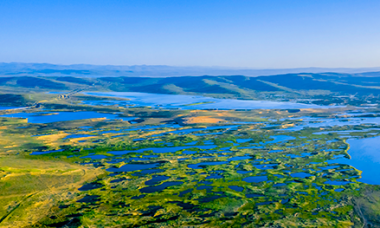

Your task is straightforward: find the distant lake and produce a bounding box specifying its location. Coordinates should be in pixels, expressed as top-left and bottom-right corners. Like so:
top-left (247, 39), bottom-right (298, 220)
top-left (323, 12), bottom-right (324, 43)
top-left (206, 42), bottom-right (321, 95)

top-left (0, 111), bottom-right (135, 123)
top-left (328, 136), bottom-right (380, 185)
top-left (0, 106), bottom-right (23, 110)
top-left (81, 92), bottom-right (334, 110)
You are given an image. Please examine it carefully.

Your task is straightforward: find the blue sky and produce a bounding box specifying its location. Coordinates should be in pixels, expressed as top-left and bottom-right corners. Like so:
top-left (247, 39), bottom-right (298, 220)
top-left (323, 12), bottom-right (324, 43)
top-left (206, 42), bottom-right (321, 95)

top-left (0, 0), bottom-right (379, 68)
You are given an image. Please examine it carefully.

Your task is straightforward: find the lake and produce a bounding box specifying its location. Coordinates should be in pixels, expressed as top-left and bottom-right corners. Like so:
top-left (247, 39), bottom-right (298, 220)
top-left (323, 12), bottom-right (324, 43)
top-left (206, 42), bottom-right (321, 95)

top-left (0, 106), bottom-right (23, 110)
top-left (81, 92), bottom-right (334, 110)
top-left (328, 136), bottom-right (380, 185)
top-left (0, 111), bottom-right (135, 123)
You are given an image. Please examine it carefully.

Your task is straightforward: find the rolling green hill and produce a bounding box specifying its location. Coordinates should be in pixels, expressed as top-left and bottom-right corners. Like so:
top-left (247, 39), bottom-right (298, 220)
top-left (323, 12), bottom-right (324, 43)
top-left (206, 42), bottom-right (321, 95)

top-left (1, 73), bottom-right (380, 100)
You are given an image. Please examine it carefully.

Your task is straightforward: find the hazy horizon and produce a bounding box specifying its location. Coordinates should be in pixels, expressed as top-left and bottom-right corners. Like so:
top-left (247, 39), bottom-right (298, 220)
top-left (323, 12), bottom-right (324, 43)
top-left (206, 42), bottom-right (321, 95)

top-left (2, 61), bottom-right (380, 78)
top-left (2, 61), bottom-right (380, 71)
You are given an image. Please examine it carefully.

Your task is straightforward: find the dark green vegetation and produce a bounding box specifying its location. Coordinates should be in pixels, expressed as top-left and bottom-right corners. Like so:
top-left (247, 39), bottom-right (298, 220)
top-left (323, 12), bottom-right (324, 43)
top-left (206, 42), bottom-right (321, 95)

top-left (1, 77), bottom-right (380, 227)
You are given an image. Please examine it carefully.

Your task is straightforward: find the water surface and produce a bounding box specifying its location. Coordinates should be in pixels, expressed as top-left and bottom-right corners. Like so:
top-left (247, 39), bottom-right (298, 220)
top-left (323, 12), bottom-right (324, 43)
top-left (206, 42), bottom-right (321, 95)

top-left (328, 136), bottom-right (380, 185)
top-left (0, 106), bottom-right (23, 110)
top-left (0, 111), bottom-right (135, 123)
top-left (82, 92), bottom-right (333, 110)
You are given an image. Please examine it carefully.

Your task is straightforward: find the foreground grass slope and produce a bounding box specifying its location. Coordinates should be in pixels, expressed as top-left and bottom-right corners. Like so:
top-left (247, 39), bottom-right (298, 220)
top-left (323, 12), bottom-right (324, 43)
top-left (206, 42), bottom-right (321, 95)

top-left (0, 157), bottom-right (103, 227)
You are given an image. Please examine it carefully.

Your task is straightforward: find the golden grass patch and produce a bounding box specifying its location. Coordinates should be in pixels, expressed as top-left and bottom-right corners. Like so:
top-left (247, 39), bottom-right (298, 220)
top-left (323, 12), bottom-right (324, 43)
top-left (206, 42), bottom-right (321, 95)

top-left (36, 133), bottom-right (68, 147)
top-left (183, 116), bottom-right (224, 124)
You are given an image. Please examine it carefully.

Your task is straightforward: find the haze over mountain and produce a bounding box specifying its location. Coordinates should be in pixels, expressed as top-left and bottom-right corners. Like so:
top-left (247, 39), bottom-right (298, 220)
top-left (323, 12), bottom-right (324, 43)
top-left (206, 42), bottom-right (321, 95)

top-left (1, 62), bottom-right (380, 77)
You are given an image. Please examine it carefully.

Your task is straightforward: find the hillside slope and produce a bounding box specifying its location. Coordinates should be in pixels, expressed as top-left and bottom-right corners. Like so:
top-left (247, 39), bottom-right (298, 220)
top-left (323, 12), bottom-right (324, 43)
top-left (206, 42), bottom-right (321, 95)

top-left (1, 73), bottom-right (380, 99)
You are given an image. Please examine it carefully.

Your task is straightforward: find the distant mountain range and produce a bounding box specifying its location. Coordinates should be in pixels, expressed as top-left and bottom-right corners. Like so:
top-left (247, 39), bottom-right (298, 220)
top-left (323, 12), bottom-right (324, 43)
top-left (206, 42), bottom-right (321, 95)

top-left (1, 62), bottom-right (380, 77)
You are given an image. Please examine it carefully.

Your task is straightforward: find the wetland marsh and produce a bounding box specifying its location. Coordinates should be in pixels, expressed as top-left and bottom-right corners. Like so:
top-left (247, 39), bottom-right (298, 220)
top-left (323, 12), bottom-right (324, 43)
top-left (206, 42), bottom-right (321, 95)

top-left (1, 90), bottom-right (380, 227)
